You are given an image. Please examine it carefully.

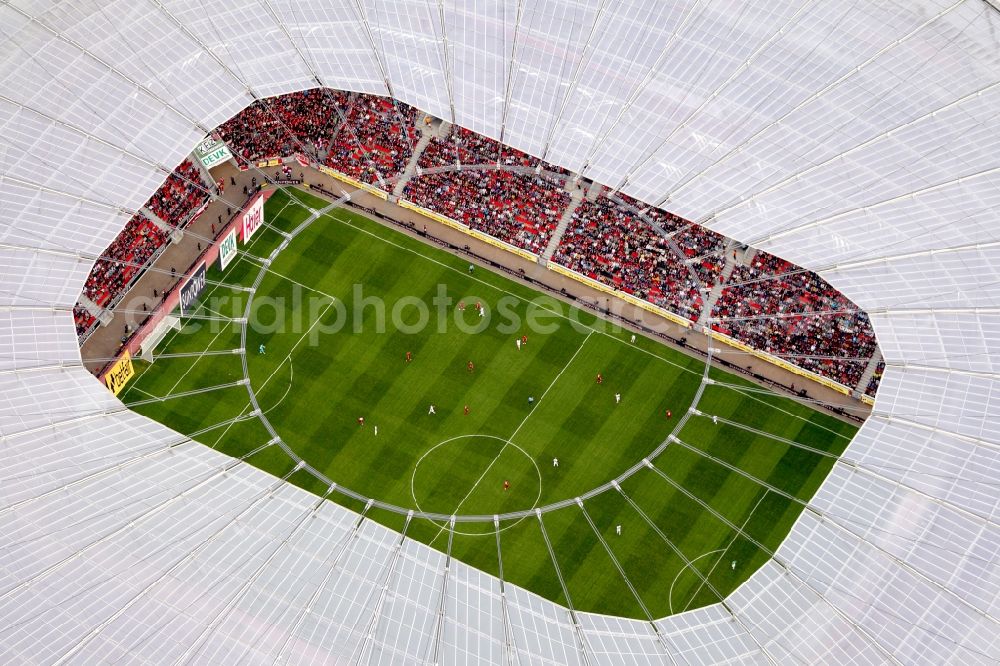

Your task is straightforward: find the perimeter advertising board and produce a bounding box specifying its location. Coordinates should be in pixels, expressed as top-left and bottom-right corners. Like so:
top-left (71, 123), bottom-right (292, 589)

top-left (179, 262), bottom-right (207, 315)
top-left (103, 350), bottom-right (135, 395)
top-left (217, 228), bottom-right (238, 271)
top-left (195, 136), bottom-right (232, 169)
top-left (241, 195), bottom-right (264, 244)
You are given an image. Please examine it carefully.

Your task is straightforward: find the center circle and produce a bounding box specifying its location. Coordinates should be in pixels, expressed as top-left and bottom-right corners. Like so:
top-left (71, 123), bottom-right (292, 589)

top-left (410, 434), bottom-right (542, 533)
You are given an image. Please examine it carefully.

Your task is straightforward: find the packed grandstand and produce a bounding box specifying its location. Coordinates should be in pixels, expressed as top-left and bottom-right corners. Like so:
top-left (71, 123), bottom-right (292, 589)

top-left (76, 89), bottom-right (883, 399)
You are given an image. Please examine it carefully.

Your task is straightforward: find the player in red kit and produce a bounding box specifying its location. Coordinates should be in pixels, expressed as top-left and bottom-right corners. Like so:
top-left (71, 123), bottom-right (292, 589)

top-left (467, 360), bottom-right (475, 373)
top-left (503, 480), bottom-right (510, 491)
top-left (405, 351), bottom-right (412, 362)
top-left (596, 373), bottom-right (603, 384)
top-left (665, 409), bottom-right (672, 419)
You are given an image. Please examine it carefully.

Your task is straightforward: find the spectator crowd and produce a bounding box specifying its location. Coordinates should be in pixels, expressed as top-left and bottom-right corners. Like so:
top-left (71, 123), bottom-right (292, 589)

top-left (77, 88), bottom-right (883, 396)
top-left (404, 169), bottom-right (571, 254)
top-left (552, 194), bottom-right (706, 321)
top-left (866, 359), bottom-right (885, 398)
top-left (147, 160), bottom-right (210, 223)
top-left (710, 250), bottom-right (878, 388)
top-left (216, 88), bottom-right (349, 164)
top-left (74, 161), bottom-right (211, 337)
top-left (418, 125), bottom-right (554, 171)
top-left (324, 94), bottom-right (417, 186)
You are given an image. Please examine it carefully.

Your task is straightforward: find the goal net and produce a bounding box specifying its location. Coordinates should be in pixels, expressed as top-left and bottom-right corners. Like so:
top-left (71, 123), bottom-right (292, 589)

top-left (139, 315), bottom-right (181, 362)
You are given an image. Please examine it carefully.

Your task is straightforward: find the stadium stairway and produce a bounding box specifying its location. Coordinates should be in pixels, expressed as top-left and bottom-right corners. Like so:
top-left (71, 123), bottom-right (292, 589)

top-left (189, 152), bottom-right (215, 191)
top-left (141, 207), bottom-right (183, 243)
top-left (326, 94), bottom-right (356, 148)
top-left (700, 241), bottom-right (742, 319)
top-left (434, 119), bottom-right (452, 139)
top-left (856, 348), bottom-right (884, 396)
top-left (392, 121), bottom-right (437, 196)
top-left (540, 180), bottom-right (591, 262)
top-left (77, 294), bottom-right (113, 326)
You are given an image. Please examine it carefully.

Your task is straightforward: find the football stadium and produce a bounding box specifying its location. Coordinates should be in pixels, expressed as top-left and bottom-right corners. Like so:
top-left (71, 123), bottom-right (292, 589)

top-left (1, 1), bottom-right (998, 664)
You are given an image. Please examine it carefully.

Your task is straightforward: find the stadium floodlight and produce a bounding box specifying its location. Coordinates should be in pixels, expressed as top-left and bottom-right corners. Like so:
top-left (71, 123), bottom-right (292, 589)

top-left (0, 1), bottom-right (998, 664)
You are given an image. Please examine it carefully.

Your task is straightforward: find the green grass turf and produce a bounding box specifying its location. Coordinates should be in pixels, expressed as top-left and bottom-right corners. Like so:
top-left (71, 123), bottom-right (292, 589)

top-left (120, 187), bottom-right (858, 619)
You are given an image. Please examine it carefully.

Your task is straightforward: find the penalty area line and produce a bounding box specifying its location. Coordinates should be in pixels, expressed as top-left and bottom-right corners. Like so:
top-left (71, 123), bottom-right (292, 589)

top-left (210, 298), bottom-right (336, 450)
top-left (249, 298), bottom-right (337, 398)
top-left (118, 217), bottom-right (277, 402)
top-left (680, 489), bottom-right (770, 614)
top-left (254, 264), bottom-right (337, 301)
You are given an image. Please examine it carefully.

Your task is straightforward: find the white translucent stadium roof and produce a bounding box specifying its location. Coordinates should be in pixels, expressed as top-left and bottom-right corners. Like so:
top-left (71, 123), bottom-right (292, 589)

top-left (1, 0), bottom-right (999, 662)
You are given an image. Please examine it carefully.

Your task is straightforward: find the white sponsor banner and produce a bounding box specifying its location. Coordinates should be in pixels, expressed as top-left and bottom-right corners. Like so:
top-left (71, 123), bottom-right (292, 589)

top-left (241, 195), bottom-right (264, 244)
top-left (195, 137), bottom-right (232, 168)
top-left (218, 228), bottom-right (238, 271)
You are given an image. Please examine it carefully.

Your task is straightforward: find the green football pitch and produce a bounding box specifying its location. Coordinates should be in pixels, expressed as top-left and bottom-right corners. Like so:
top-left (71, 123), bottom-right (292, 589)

top-left (120, 187), bottom-right (857, 619)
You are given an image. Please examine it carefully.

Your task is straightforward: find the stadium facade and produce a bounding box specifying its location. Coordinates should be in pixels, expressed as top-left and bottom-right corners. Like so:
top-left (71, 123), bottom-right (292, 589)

top-left (1, 0), bottom-right (998, 663)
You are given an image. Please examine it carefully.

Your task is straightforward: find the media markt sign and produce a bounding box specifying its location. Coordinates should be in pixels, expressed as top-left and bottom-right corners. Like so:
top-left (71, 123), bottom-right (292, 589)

top-left (195, 136), bottom-right (232, 169)
top-left (218, 228), bottom-right (238, 271)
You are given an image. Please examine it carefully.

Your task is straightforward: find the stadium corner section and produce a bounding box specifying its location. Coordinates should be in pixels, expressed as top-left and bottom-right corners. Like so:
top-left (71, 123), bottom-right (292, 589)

top-left (96, 188), bottom-right (277, 396)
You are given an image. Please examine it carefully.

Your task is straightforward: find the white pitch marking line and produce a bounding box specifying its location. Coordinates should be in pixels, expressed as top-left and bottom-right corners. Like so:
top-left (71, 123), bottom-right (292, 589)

top-left (260, 361), bottom-right (294, 417)
top-left (210, 299), bottom-right (336, 450)
top-left (128, 386), bottom-right (160, 401)
top-left (680, 490), bottom-right (769, 613)
top-left (255, 265), bottom-right (337, 300)
top-left (118, 205), bottom-right (282, 402)
top-left (327, 210), bottom-right (701, 378)
top-left (157, 304), bottom-right (236, 400)
top-left (428, 331), bottom-right (593, 547)
top-left (668, 548), bottom-right (725, 615)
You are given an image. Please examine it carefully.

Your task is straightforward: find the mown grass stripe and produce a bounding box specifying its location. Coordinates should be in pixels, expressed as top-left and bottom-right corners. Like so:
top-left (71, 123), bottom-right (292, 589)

top-left (123, 189), bottom-right (859, 619)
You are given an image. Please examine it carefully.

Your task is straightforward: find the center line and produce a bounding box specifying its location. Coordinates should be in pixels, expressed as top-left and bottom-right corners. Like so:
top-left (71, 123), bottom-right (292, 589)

top-left (428, 330), bottom-right (593, 545)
